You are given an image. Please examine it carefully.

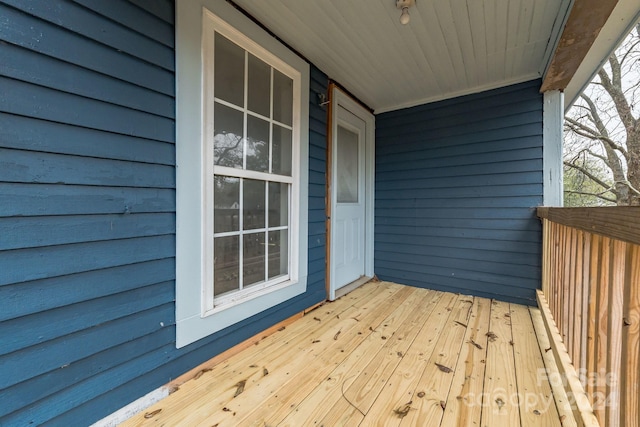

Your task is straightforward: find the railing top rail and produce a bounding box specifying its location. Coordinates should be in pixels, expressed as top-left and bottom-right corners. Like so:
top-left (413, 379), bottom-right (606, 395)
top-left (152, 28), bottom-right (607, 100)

top-left (537, 206), bottom-right (640, 246)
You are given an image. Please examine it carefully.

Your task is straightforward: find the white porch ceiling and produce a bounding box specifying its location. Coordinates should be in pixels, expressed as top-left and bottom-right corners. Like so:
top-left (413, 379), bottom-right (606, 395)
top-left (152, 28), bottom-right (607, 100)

top-left (232, 0), bottom-right (572, 113)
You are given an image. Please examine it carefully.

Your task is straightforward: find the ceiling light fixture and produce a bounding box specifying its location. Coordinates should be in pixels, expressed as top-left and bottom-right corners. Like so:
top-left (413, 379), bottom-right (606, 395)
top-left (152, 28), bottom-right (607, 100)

top-left (396, 0), bottom-right (415, 25)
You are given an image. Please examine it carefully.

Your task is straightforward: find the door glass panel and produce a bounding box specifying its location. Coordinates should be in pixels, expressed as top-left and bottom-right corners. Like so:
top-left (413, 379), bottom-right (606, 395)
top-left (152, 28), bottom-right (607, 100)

top-left (248, 54), bottom-right (270, 117)
top-left (243, 232), bottom-right (265, 287)
top-left (268, 230), bottom-right (288, 279)
top-left (337, 125), bottom-right (359, 203)
top-left (272, 125), bottom-right (292, 176)
top-left (246, 115), bottom-right (269, 172)
top-left (243, 179), bottom-right (265, 230)
top-left (214, 235), bottom-right (239, 296)
top-left (214, 102), bottom-right (243, 168)
top-left (273, 70), bottom-right (293, 125)
top-left (213, 176), bottom-right (240, 233)
top-left (214, 34), bottom-right (244, 106)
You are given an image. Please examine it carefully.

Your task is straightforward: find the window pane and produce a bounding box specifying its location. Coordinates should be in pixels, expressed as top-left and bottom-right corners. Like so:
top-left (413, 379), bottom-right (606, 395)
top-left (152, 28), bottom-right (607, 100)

top-left (214, 102), bottom-right (243, 168)
top-left (214, 34), bottom-right (244, 106)
top-left (273, 69), bottom-right (293, 125)
top-left (243, 179), bottom-right (265, 230)
top-left (272, 125), bottom-right (292, 176)
top-left (337, 125), bottom-right (359, 203)
top-left (214, 235), bottom-right (239, 296)
top-left (243, 232), bottom-right (265, 287)
top-left (246, 116), bottom-right (269, 172)
top-left (248, 54), bottom-right (270, 117)
top-left (268, 230), bottom-right (288, 279)
top-left (214, 176), bottom-right (240, 233)
top-left (268, 182), bottom-right (288, 227)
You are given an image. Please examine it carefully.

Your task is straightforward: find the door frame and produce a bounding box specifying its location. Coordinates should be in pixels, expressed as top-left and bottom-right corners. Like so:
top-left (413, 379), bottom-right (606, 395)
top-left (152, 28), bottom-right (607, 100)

top-left (326, 84), bottom-right (375, 300)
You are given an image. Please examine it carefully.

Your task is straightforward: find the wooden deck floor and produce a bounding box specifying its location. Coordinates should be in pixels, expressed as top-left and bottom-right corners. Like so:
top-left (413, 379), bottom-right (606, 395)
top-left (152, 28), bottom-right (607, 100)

top-left (124, 281), bottom-right (572, 426)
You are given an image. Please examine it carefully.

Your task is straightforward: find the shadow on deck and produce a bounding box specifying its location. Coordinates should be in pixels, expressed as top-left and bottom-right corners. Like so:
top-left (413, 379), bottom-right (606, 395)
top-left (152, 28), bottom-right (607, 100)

top-left (123, 281), bottom-right (574, 426)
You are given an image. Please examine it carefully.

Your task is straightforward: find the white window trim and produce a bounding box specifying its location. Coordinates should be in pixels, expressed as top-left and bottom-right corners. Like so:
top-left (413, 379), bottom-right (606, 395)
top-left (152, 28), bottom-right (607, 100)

top-left (175, 0), bottom-right (309, 348)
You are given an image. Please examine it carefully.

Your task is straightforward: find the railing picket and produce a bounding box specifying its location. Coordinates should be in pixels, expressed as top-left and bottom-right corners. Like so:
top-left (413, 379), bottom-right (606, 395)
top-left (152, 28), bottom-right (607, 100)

top-left (538, 206), bottom-right (640, 426)
top-left (586, 233), bottom-right (600, 409)
top-left (571, 230), bottom-right (585, 368)
top-left (622, 244), bottom-right (640, 427)
top-left (594, 237), bottom-right (611, 425)
top-left (580, 231), bottom-right (591, 376)
top-left (606, 240), bottom-right (626, 427)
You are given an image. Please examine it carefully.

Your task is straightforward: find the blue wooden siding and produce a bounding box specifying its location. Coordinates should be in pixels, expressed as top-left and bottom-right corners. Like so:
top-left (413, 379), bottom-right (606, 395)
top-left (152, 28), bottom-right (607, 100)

top-left (0, 0), bottom-right (327, 424)
top-left (375, 80), bottom-right (543, 306)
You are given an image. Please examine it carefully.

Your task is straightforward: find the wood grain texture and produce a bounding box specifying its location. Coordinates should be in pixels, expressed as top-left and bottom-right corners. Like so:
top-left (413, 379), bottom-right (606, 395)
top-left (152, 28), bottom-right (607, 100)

top-left (540, 215), bottom-right (640, 426)
top-left (540, 0), bottom-right (618, 92)
top-left (537, 207), bottom-right (640, 246)
top-left (536, 291), bottom-right (600, 427)
top-left (122, 282), bottom-right (573, 426)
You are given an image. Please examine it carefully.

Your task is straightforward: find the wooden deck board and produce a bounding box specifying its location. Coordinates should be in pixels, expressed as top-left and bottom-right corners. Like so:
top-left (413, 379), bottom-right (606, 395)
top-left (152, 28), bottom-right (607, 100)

top-left (439, 297), bottom-right (491, 426)
top-left (122, 282), bottom-right (575, 427)
top-left (510, 304), bottom-right (561, 426)
top-left (481, 300), bottom-right (520, 425)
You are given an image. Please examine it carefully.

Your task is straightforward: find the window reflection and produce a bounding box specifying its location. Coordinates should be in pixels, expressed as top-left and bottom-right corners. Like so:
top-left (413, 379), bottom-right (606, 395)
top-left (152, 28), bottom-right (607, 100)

top-left (214, 176), bottom-right (240, 233)
top-left (214, 103), bottom-right (243, 168)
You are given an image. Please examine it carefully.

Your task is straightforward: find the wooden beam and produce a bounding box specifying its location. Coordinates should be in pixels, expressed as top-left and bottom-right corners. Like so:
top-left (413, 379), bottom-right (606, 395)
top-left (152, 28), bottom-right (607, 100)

top-left (540, 0), bottom-right (619, 93)
top-left (537, 207), bottom-right (640, 246)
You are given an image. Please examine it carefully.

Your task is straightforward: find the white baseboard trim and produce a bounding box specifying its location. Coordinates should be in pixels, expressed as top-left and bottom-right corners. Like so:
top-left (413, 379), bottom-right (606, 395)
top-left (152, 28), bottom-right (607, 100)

top-left (90, 387), bottom-right (169, 427)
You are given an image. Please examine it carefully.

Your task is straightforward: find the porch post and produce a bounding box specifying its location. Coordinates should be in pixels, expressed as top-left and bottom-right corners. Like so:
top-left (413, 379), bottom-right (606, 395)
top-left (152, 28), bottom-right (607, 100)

top-left (542, 90), bottom-right (564, 206)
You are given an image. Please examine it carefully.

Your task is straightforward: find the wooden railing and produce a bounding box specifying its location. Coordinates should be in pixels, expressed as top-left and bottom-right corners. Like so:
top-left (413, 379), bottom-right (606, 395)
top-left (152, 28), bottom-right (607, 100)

top-left (538, 207), bottom-right (640, 427)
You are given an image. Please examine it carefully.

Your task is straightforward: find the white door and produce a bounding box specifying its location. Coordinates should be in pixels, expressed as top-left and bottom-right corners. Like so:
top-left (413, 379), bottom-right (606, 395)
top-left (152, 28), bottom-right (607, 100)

top-left (329, 88), bottom-right (374, 300)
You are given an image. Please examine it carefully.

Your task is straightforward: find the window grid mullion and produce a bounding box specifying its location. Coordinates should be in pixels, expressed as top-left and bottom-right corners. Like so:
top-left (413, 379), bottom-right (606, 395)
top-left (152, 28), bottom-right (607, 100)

top-left (239, 178), bottom-right (244, 291)
top-left (269, 67), bottom-right (274, 174)
top-left (264, 182), bottom-right (269, 282)
top-left (242, 51), bottom-right (248, 171)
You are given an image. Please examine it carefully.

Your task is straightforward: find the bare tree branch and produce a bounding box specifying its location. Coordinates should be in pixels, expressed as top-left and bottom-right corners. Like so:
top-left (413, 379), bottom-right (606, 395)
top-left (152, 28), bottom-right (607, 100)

top-left (563, 160), bottom-right (613, 192)
top-left (565, 117), bottom-right (628, 158)
top-left (616, 180), bottom-right (640, 197)
top-left (598, 57), bottom-right (637, 134)
top-left (564, 190), bottom-right (617, 203)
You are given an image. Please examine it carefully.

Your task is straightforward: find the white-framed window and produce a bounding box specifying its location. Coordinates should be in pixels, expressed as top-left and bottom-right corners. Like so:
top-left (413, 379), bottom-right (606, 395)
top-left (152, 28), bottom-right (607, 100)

top-left (175, 0), bottom-right (309, 348)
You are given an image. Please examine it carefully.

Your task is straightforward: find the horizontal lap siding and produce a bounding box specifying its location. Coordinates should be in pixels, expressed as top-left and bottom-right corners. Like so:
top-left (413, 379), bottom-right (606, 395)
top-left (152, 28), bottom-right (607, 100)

top-left (375, 80), bottom-right (543, 305)
top-left (0, 1), bottom-right (327, 425)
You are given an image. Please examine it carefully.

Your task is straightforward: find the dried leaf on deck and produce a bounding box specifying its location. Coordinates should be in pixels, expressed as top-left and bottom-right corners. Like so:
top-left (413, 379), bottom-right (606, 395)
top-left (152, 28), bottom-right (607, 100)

top-left (454, 320), bottom-right (467, 327)
top-left (435, 363), bottom-right (453, 373)
top-left (440, 400), bottom-right (446, 410)
top-left (334, 329), bottom-right (341, 340)
top-left (144, 409), bottom-right (162, 418)
top-left (233, 380), bottom-right (246, 398)
top-left (313, 317), bottom-right (321, 322)
top-left (263, 367), bottom-right (269, 376)
top-left (193, 368), bottom-right (212, 380)
top-left (469, 339), bottom-right (483, 349)
top-left (486, 331), bottom-right (498, 341)
top-left (393, 402), bottom-right (413, 418)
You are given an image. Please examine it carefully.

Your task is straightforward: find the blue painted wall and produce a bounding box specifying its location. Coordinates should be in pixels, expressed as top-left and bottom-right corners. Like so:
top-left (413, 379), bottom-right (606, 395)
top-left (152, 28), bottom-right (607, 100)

top-left (375, 80), bottom-right (543, 306)
top-left (0, 0), bottom-right (327, 424)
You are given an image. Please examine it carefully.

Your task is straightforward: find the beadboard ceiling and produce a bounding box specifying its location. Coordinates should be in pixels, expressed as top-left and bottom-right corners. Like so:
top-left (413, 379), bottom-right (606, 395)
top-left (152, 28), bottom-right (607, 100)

top-left (233, 0), bottom-right (572, 113)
